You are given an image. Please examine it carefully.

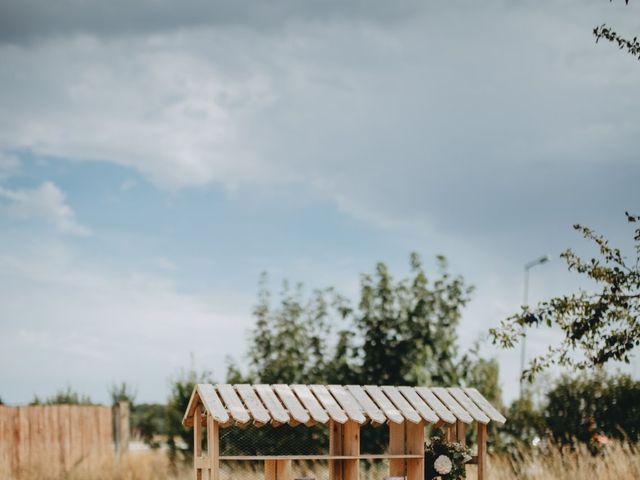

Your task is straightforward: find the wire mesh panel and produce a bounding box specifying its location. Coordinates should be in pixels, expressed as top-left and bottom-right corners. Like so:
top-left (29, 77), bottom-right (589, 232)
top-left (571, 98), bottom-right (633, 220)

top-left (220, 424), bottom-right (330, 456)
top-left (220, 460), bottom-right (264, 480)
top-left (360, 459), bottom-right (390, 480)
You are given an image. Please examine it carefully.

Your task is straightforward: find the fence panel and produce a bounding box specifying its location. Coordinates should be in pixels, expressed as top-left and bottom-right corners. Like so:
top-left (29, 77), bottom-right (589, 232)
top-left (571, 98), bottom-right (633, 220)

top-left (0, 404), bottom-right (117, 478)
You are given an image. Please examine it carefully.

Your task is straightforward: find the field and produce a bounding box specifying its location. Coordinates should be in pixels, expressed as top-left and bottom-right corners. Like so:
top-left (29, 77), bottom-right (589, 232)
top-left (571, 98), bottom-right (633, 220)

top-left (7, 442), bottom-right (639, 480)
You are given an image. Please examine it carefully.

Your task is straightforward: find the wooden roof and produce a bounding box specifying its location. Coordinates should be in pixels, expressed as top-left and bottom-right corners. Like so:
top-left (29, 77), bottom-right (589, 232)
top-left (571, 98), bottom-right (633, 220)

top-left (183, 384), bottom-right (505, 428)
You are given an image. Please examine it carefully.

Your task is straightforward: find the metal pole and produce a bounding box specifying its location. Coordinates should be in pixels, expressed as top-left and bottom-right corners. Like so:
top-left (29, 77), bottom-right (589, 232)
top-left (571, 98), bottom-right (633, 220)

top-left (520, 266), bottom-right (530, 399)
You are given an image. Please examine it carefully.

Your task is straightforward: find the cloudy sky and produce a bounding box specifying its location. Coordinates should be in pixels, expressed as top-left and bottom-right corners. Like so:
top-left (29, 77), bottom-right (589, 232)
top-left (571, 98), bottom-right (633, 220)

top-left (0, 0), bottom-right (638, 405)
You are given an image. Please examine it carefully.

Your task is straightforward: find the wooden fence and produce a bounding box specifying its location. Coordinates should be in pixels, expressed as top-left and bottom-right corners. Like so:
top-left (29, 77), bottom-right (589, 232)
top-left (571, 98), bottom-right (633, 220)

top-left (0, 404), bottom-right (123, 478)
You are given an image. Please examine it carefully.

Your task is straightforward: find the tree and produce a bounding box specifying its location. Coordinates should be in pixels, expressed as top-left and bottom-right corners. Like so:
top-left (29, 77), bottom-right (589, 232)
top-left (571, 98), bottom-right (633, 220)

top-left (109, 381), bottom-right (137, 405)
top-left (491, 213), bottom-right (640, 381)
top-left (593, 1), bottom-right (640, 60)
top-left (31, 387), bottom-right (92, 405)
top-left (165, 367), bottom-right (214, 463)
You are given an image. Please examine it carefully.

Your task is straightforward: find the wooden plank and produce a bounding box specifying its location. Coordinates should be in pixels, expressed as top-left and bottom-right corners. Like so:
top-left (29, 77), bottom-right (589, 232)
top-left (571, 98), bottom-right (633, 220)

top-left (327, 385), bottom-right (366, 425)
top-left (447, 388), bottom-right (490, 424)
top-left (254, 385), bottom-right (290, 425)
top-left (194, 403), bottom-right (203, 480)
top-left (265, 459), bottom-right (277, 480)
top-left (430, 388), bottom-right (473, 424)
top-left (477, 423), bottom-right (487, 480)
top-left (414, 387), bottom-right (457, 424)
top-left (406, 421), bottom-right (425, 480)
top-left (363, 385), bottom-right (404, 424)
top-left (183, 385), bottom-right (230, 427)
top-left (207, 415), bottom-right (219, 480)
top-left (388, 422), bottom-right (405, 476)
top-left (463, 388), bottom-right (506, 425)
top-left (310, 385), bottom-right (348, 424)
top-left (219, 454), bottom-right (424, 461)
top-left (291, 385), bottom-right (330, 424)
top-left (381, 386), bottom-right (422, 424)
top-left (273, 385), bottom-right (312, 425)
top-left (277, 459), bottom-right (293, 480)
top-left (345, 385), bottom-right (386, 426)
top-left (456, 420), bottom-right (466, 446)
top-left (216, 385), bottom-right (251, 425)
top-left (342, 421), bottom-right (359, 480)
top-left (235, 385), bottom-right (271, 426)
top-left (329, 420), bottom-right (343, 480)
top-left (397, 386), bottom-right (439, 424)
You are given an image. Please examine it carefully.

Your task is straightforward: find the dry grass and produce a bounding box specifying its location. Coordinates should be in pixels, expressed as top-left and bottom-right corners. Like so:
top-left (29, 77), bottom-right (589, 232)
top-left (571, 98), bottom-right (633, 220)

top-left (7, 442), bottom-right (640, 480)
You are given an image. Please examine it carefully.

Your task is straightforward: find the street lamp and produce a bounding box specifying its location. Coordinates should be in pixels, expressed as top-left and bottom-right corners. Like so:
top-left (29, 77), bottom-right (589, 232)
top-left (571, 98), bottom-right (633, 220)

top-left (519, 254), bottom-right (551, 399)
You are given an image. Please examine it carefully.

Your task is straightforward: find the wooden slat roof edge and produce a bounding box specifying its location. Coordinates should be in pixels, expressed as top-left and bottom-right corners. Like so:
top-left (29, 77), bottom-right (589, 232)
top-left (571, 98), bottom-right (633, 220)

top-left (182, 384), bottom-right (505, 427)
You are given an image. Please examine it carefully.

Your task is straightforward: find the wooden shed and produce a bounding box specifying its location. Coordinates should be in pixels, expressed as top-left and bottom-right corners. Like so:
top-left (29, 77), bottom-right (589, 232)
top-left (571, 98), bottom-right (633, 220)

top-left (183, 384), bottom-right (505, 480)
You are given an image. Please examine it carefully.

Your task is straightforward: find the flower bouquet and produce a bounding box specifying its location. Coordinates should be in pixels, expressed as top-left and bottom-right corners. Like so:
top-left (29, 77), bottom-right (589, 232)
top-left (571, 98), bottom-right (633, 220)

top-left (424, 435), bottom-right (472, 480)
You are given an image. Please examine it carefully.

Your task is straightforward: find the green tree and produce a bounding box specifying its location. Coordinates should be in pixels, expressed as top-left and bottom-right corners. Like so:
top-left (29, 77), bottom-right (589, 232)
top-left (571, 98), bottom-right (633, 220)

top-left (165, 367), bottom-right (214, 463)
top-left (109, 381), bottom-right (137, 405)
top-left (31, 387), bottom-right (92, 405)
top-left (491, 213), bottom-right (640, 381)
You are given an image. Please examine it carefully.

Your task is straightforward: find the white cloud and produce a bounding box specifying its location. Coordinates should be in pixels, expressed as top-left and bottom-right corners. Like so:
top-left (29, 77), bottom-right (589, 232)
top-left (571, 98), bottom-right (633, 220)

top-left (0, 237), bottom-right (251, 403)
top-left (0, 181), bottom-right (91, 236)
top-left (0, 152), bottom-right (20, 179)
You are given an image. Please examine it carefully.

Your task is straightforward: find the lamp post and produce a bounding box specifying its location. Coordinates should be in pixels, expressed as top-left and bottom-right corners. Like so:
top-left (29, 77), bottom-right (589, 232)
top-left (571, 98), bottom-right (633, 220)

top-left (519, 254), bottom-right (551, 399)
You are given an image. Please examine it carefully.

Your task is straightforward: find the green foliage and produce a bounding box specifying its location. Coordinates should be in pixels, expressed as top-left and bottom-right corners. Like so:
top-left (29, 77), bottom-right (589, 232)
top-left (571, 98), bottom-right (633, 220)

top-left (593, 1), bottom-right (639, 60)
top-left (499, 393), bottom-right (545, 452)
top-left (132, 403), bottom-right (167, 449)
top-left (165, 368), bottom-right (214, 463)
top-left (109, 382), bottom-right (137, 406)
top-left (544, 372), bottom-right (640, 445)
top-left (31, 387), bottom-right (93, 405)
top-left (354, 254), bottom-right (473, 386)
top-left (491, 213), bottom-right (640, 381)
top-left (229, 253), bottom-right (474, 388)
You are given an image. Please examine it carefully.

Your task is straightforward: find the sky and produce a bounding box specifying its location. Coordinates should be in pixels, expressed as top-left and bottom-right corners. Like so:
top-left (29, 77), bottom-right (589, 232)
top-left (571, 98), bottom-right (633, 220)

top-left (0, 0), bottom-right (639, 406)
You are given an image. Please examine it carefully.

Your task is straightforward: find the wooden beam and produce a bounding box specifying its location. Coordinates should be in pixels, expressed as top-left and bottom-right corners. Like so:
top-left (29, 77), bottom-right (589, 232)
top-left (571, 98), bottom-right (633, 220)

top-left (389, 421), bottom-right (406, 477)
top-left (329, 420), bottom-right (343, 480)
top-left (265, 459), bottom-right (277, 480)
top-left (406, 421), bottom-right (424, 480)
top-left (477, 423), bottom-right (487, 480)
top-left (456, 420), bottom-right (466, 446)
top-left (207, 415), bottom-right (219, 480)
top-left (342, 421), bottom-right (360, 480)
top-left (194, 403), bottom-right (202, 480)
top-left (277, 459), bottom-right (293, 480)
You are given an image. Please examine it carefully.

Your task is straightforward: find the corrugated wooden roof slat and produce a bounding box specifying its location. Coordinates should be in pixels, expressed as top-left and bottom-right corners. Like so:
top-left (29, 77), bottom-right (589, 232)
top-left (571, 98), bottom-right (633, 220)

top-left (380, 386), bottom-right (422, 424)
top-left (430, 387), bottom-right (473, 424)
top-left (447, 388), bottom-right (490, 424)
top-left (327, 385), bottom-right (366, 425)
top-left (397, 386), bottom-right (439, 424)
top-left (413, 387), bottom-right (456, 425)
top-left (463, 388), bottom-right (506, 425)
top-left (254, 385), bottom-right (290, 425)
top-left (273, 385), bottom-right (312, 425)
top-left (345, 385), bottom-right (386, 426)
top-left (309, 385), bottom-right (348, 424)
top-left (235, 385), bottom-right (271, 426)
top-left (216, 384), bottom-right (252, 425)
top-left (183, 384), bottom-right (505, 427)
top-left (197, 384), bottom-right (231, 425)
top-left (363, 385), bottom-right (404, 424)
top-left (291, 385), bottom-right (330, 424)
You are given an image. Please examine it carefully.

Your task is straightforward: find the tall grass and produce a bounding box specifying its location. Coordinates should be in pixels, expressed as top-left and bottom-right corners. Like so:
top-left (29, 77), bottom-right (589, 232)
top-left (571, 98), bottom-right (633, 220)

top-left (9, 442), bottom-right (640, 480)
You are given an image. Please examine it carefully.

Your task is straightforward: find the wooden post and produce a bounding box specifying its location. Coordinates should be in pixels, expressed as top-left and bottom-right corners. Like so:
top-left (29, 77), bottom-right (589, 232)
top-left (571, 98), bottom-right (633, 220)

top-left (113, 401), bottom-right (130, 460)
top-left (265, 459), bottom-right (292, 480)
top-left (477, 423), bottom-right (487, 480)
top-left (406, 421), bottom-right (424, 480)
top-left (207, 415), bottom-right (219, 480)
top-left (456, 420), bottom-right (466, 446)
top-left (194, 404), bottom-right (202, 480)
top-left (329, 420), bottom-right (343, 480)
top-left (342, 421), bottom-right (360, 480)
top-left (389, 422), bottom-right (405, 477)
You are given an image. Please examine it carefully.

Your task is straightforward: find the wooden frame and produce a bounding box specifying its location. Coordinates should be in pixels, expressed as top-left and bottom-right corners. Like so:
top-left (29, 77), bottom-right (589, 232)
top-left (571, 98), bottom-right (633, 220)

top-left (186, 384), bottom-right (503, 480)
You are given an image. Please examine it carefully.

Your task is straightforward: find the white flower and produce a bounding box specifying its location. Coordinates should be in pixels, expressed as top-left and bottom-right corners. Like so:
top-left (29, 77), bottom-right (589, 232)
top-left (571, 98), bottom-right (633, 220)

top-left (434, 455), bottom-right (453, 475)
